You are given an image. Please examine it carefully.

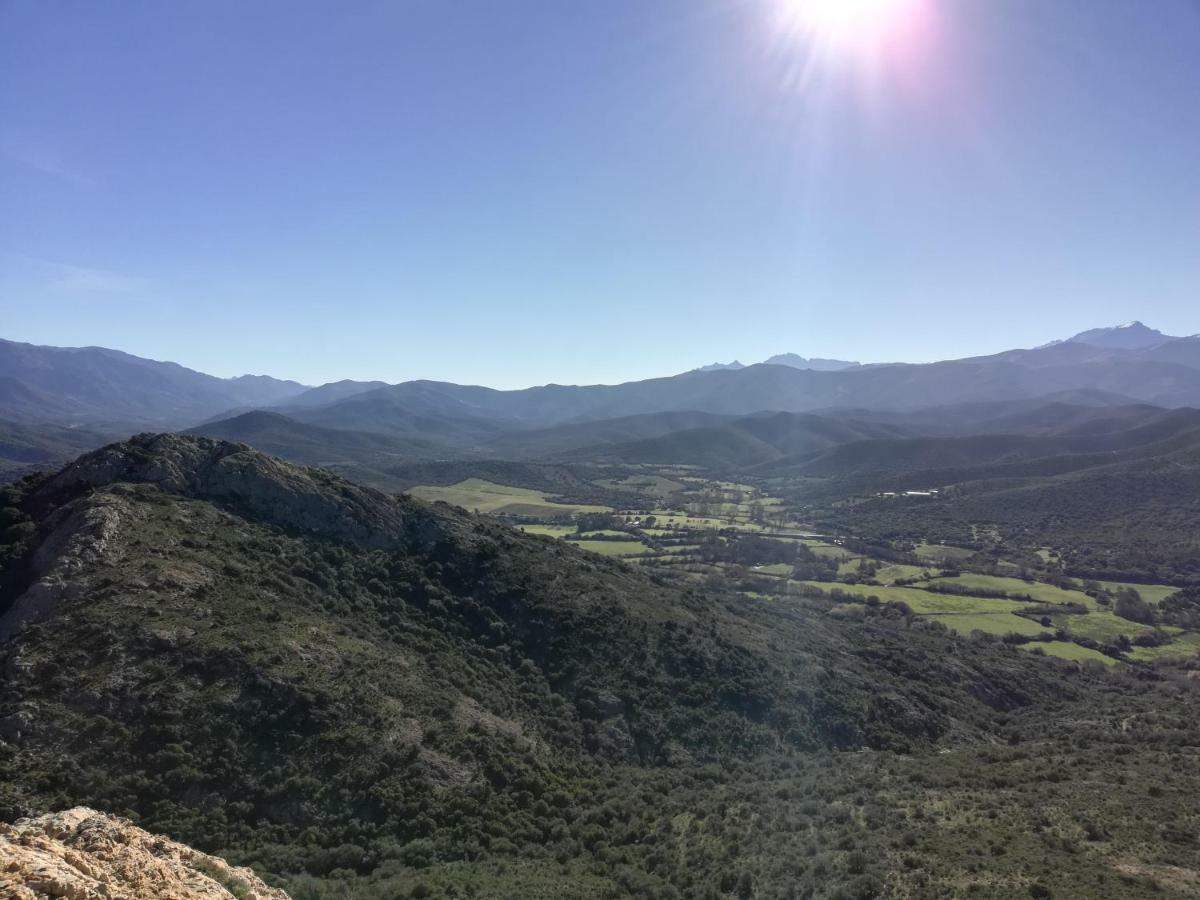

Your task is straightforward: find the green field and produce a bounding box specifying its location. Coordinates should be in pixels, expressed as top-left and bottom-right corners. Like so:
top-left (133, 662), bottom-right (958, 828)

top-left (1094, 580), bottom-right (1180, 606)
top-left (595, 474), bottom-right (686, 497)
top-left (646, 509), bottom-right (766, 532)
top-left (924, 574), bottom-right (1094, 606)
top-left (1127, 632), bottom-right (1200, 662)
top-left (574, 540), bottom-right (649, 557)
top-left (875, 563), bottom-right (935, 584)
top-left (519, 524), bottom-right (576, 538)
top-left (1046, 610), bottom-right (1156, 642)
top-left (914, 542), bottom-right (975, 562)
top-left (796, 581), bottom-right (1034, 615)
top-left (1020, 642), bottom-right (1121, 666)
top-left (410, 479), bottom-right (611, 517)
top-left (937, 612), bottom-right (1050, 637)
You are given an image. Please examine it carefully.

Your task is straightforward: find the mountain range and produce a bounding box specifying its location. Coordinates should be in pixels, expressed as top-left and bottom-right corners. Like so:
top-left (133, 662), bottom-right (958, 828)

top-left (3, 323), bottom-right (1199, 478)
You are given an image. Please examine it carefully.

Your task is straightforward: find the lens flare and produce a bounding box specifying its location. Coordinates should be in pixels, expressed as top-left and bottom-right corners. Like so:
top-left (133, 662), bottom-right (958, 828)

top-left (775, 0), bottom-right (923, 56)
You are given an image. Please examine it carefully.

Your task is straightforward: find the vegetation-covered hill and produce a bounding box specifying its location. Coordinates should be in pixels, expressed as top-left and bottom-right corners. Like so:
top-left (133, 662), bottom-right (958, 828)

top-left (568, 412), bottom-right (905, 468)
top-left (2, 435), bottom-right (1200, 898)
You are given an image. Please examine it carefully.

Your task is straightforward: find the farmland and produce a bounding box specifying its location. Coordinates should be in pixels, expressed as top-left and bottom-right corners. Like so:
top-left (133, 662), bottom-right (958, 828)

top-left (406, 466), bottom-right (1200, 670)
top-left (409, 478), bottom-right (611, 517)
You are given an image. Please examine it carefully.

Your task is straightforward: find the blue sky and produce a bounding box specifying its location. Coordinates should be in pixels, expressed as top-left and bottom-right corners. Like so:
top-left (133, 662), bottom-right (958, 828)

top-left (2, 0), bottom-right (1198, 388)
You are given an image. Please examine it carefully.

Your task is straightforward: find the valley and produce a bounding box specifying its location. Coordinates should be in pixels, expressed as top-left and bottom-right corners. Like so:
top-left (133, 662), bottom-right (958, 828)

top-left (4, 324), bottom-right (1200, 899)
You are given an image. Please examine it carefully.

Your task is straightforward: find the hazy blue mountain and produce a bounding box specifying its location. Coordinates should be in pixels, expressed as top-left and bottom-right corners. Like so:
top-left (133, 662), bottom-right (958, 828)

top-left (1065, 320), bottom-right (1177, 350)
top-left (0, 417), bottom-right (115, 478)
top-left (762, 353), bottom-right (861, 371)
top-left (569, 411), bottom-right (905, 467)
top-left (693, 360), bottom-right (745, 372)
top-left (301, 350), bottom-right (1200, 433)
top-left (284, 379), bottom-right (391, 407)
top-left (480, 409), bottom-right (737, 457)
top-left (0, 339), bottom-right (308, 428)
top-left (7, 327), bottom-right (1200, 445)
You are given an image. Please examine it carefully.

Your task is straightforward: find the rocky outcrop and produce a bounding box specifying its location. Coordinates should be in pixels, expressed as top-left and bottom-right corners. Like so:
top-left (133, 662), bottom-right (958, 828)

top-left (35, 433), bottom-right (453, 553)
top-left (0, 495), bottom-right (130, 643)
top-left (0, 807), bottom-right (290, 899)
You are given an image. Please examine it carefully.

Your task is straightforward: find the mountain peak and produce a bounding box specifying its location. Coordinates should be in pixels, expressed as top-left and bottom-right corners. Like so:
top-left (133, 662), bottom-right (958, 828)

top-left (763, 353), bottom-right (861, 372)
top-left (1065, 321), bottom-right (1176, 350)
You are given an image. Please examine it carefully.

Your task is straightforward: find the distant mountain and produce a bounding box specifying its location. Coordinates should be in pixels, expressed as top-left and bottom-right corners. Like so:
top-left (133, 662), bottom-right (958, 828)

top-left (186, 410), bottom-right (442, 484)
top-left (284, 378), bottom-right (390, 408)
top-left (0, 376), bottom-right (92, 424)
top-left (692, 355), bottom-right (859, 373)
top-left (291, 383), bottom-right (514, 446)
top-left (572, 411), bottom-right (904, 468)
top-left (1064, 321), bottom-right (1178, 350)
top-left (0, 339), bottom-right (308, 428)
top-left (6, 327), bottom-right (1200, 453)
top-left (768, 405), bottom-right (1200, 485)
top-left (0, 417), bottom-right (114, 478)
top-left (763, 353), bottom-right (861, 371)
top-left (480, 410), bottom-right (736, 458)
top-left (304, 345), bottom-right (1200, 433)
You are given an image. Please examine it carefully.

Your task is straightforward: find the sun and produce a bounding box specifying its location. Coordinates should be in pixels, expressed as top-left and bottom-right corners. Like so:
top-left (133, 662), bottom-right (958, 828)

top-left (775, 0), bottom-right (918, 54)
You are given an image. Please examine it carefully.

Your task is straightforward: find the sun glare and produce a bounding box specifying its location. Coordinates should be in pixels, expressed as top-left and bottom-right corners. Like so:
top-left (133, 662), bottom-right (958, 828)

top-left (776, 0), bottom-right (919, 54)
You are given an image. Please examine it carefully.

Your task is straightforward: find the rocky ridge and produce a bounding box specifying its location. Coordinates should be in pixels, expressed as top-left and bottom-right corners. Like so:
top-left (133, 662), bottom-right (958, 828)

top-left (0, 807), bottom-right (289, 899)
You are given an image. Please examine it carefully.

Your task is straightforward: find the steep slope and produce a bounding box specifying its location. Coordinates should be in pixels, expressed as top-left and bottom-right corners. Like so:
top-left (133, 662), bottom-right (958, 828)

top-left (0, 339), bottom-right (308, 428)
top-left (1, 808), bottom-right (289, 900)
top-left (1, 435), bottom-right (1172, 897)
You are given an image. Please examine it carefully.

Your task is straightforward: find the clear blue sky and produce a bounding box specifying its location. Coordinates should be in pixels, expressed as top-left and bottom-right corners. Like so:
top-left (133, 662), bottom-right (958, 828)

top-left (2, 0), bottom-right (1198, 388)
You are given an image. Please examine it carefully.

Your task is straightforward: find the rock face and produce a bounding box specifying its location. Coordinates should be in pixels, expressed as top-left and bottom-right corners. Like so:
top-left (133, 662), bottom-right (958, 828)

top-left (0, 807), bottom-right (290, 899)
top-left (35, 432), bottom-right (453, 553)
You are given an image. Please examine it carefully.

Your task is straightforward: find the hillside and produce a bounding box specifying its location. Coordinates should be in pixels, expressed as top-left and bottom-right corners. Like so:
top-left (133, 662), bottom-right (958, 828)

top-left (4, 436), bottom-right (1198, 897)
top-left (186, 410), bottom-right (444, 484)
top-left (573, 411), bottom-right (904, 468)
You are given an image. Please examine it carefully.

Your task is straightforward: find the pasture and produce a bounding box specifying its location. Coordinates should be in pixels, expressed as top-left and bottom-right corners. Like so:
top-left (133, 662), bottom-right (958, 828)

top-left (924, 574), bottom-right (1094, 606)
top-left (410, 479), bottom-right (611, 517)
top-left (574, 540), bottom-right (650, 557)
top-left (1021, 642), bottom-right (1120, 666)
top-left (1094, 580), bottom-right (1180, 606)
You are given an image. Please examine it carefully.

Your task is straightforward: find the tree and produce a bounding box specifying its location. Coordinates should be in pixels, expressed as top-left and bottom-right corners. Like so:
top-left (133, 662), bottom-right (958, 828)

top-left (1113, 588), bottom-right (1156, 625)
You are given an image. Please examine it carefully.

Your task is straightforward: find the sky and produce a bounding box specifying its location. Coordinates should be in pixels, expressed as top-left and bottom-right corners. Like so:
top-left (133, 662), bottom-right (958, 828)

top-left (2, 0), bottom-right (1199, 389)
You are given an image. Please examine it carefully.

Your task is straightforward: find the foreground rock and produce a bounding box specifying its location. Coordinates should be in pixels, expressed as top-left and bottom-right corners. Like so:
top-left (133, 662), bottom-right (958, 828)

top-left (0, 807), bottom-right (290, 900)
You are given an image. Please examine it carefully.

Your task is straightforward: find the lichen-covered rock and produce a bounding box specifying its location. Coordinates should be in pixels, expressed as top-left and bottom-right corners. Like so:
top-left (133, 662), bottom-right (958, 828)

top-left (0, 807), bottom-right (290, 899)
